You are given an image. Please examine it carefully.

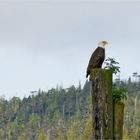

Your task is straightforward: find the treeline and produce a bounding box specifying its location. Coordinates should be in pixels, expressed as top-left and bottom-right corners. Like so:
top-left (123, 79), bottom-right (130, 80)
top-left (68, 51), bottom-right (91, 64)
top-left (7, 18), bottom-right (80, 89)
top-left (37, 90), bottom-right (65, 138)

top-left (0, 78), bottom-right (140, 139)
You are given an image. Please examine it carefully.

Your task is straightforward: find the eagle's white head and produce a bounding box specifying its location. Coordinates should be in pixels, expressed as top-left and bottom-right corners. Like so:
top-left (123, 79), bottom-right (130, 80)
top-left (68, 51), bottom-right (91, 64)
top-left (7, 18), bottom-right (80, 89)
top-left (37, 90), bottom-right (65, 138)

top-left (98, 41), bottom-right (108, 48)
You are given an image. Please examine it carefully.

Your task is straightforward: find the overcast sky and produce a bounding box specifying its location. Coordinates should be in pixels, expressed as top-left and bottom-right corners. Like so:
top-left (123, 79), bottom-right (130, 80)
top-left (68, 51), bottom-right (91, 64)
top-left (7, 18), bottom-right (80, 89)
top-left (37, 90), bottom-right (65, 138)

top-left (0, 0), bottom-right (140, 99)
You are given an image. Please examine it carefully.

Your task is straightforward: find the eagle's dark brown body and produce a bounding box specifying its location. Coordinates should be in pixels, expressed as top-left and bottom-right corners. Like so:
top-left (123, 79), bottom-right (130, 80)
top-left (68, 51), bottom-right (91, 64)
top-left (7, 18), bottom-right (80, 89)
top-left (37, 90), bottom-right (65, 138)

top-left (86, 47), bottom-right (105, 78)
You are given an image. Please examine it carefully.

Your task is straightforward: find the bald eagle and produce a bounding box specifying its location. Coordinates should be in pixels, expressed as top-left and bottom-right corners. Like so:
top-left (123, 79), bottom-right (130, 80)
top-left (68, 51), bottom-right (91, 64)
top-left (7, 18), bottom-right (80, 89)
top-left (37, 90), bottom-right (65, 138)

top-left (86, 41), bottom-right (108, 78)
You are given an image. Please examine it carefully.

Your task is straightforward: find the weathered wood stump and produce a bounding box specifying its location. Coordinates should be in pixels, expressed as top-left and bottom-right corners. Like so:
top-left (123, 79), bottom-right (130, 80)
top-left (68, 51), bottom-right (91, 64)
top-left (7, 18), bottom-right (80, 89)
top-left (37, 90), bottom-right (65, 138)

top-left (113, 102), bottom-right (124, 140)
top-left (90, 69), bottom-right (113, 140)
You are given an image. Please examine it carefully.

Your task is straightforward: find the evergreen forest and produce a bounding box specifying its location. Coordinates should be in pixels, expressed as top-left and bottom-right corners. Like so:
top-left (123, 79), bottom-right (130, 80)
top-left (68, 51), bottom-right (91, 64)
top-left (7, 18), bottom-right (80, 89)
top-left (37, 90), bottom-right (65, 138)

top-left (0, 77), bottom-right (140, 140)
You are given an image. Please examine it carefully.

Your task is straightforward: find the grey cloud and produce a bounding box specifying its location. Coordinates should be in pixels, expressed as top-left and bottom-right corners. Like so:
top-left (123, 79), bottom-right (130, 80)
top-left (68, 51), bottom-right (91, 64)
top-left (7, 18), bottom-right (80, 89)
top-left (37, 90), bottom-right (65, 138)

top-left (0, 1), bottom-right (140, 98)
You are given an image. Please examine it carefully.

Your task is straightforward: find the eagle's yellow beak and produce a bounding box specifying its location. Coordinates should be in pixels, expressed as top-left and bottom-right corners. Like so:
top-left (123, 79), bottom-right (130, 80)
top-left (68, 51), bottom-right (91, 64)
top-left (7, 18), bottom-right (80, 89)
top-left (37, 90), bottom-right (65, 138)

top-left (102, 41), bottom-right (108, 45)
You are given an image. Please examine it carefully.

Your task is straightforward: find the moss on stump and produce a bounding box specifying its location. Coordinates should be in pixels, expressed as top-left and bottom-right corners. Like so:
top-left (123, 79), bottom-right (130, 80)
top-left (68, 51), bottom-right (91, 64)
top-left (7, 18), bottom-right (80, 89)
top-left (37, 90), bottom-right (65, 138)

top-left (90, 68), bottom-right (113, 140)
top-left (113, 102), bottom-right (124, 140)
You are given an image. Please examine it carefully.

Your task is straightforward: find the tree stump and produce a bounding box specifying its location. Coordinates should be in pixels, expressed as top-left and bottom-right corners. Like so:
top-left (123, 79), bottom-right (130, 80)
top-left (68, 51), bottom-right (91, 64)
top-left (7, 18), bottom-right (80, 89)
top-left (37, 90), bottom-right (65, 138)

top-left (113, 102), bottom-right (124, 140)
top-left (90, 69), bottom-right (113, 140)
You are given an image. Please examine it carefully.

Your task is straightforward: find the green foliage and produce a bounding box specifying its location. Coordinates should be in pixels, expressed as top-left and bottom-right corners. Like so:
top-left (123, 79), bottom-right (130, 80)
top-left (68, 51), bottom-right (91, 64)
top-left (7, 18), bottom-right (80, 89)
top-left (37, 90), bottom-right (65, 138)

top-left (104, 57), bottom-right (120, 74)
top-left (67, 121), bottom-right (78, 140)
top-left (37, 129), bottom-right (47, 140)
top-left (80, 115), bottom-right (92, 140)
top-left (104, 57), bottom-right (128, 102)
top-left (113, 85), bottom-right (128, 102)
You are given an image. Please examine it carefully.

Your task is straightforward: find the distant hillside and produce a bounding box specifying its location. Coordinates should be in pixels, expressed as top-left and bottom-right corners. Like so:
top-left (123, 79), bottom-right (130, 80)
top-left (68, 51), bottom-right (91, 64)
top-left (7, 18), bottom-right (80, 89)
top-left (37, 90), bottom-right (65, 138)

top-left (0, 79), bottom-right (140, 139)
